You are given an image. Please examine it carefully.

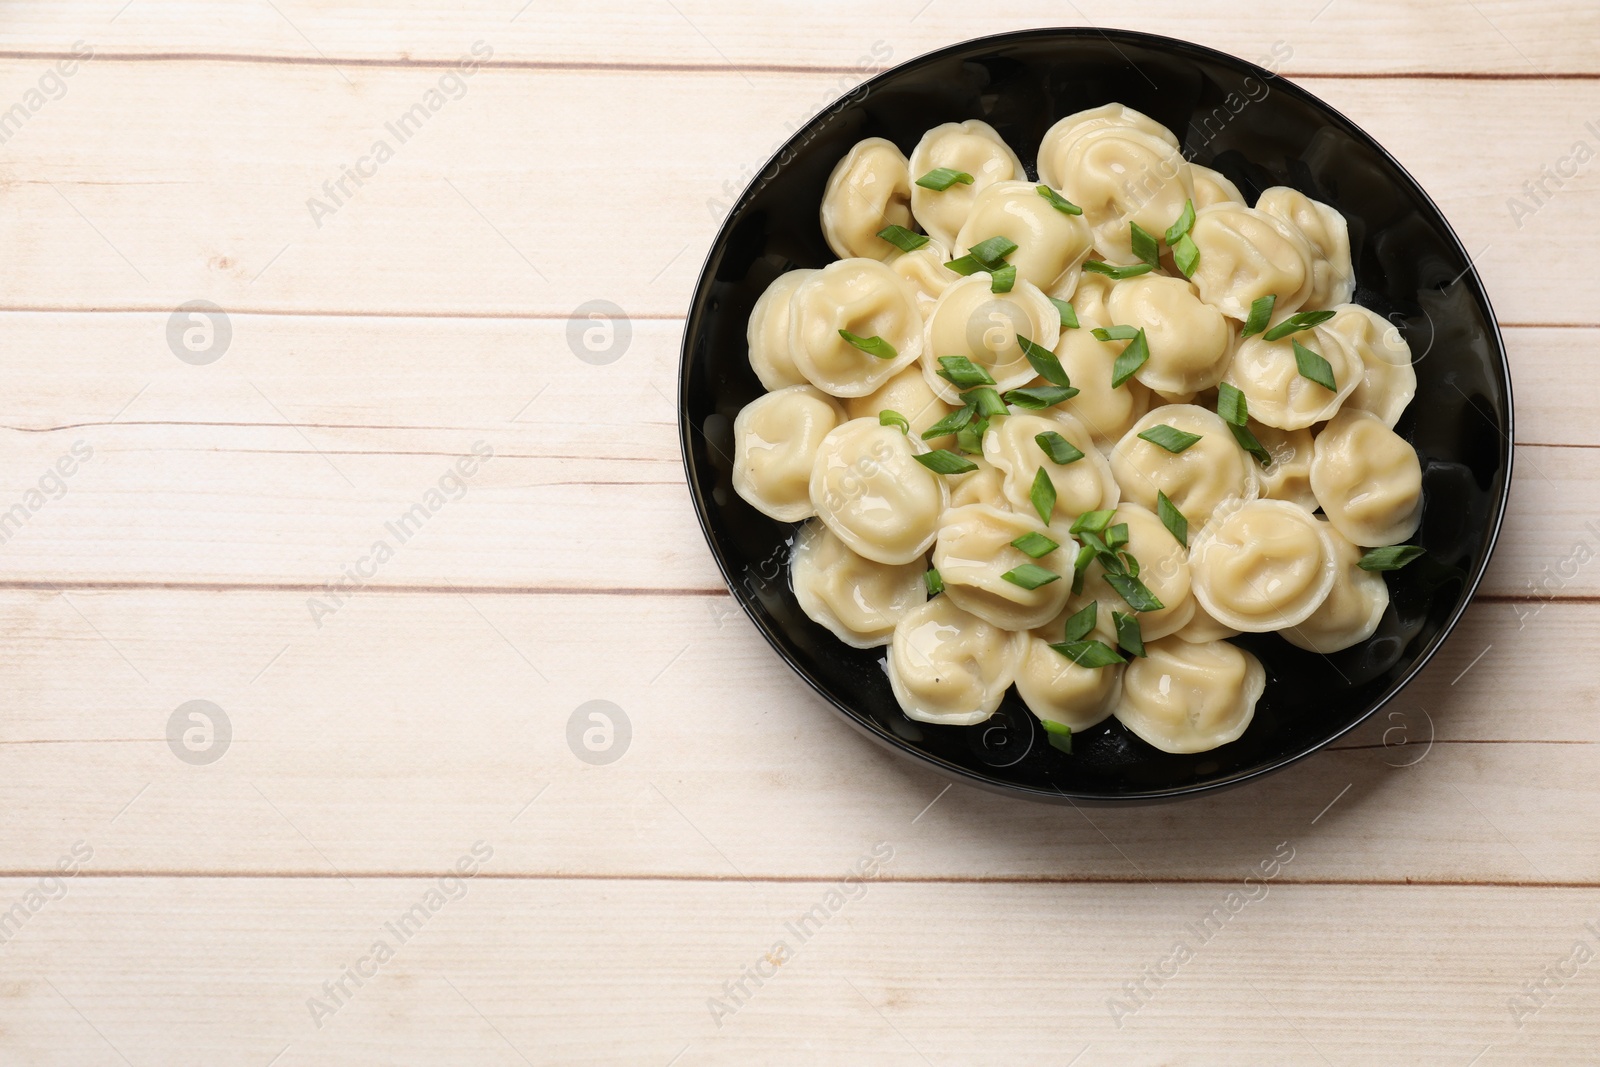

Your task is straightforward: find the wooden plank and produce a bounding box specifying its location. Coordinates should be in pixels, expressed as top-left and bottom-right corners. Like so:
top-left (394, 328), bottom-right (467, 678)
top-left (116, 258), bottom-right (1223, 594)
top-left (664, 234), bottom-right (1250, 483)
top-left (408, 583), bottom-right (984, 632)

top-left (0, 62), bottom-right (1592, 321)
top-left (0, 875), bottom-right (1594, 1063)
top-left (0, 589), bottom-right (1593, 882)
top-left (0, 313), bottom-right (1586, 595)
top-left (1, 0), bottom-right (1595, 75)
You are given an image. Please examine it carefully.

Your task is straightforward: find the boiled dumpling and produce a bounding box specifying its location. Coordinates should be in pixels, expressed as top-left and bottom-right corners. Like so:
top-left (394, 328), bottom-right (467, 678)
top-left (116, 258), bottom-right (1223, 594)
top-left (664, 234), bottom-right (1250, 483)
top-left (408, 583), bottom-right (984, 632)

top-left (954, 180), bottom-right (1095, 294)
top-left (947, 455), bottom-right (1010, 510)
top-left (791, 519), bottom-right (928, 649)
top-left (1325, 303), bottom-right (1416, 428)
top-left (1256, 186), bottom-right (1355, 308)
top-left (1189, 499), bottom-right (1337, 632)
top-left (932, 503), bottom-right (1077, 631)
top-left (1309, 409), bottom-right (1423, 547)
top-left (1014, 604), bottom-right (1122, 732)
top-left (891, 238), bottom-right (958, 312)
top-left (1037, 103), bottom-right (1181, 191)
top-left (732, 384), bottom-right (845, 521)
top-left (844, 364), bottom-right (955, 438)
top-left (1051, 318), bottom-right (1154, 444)
top-left (920, 273), bottom-right (1060, 403)
top-left (984, 411), bottom-right (1120, 524)
top-left (908, 120), bottom-right (1024, 248)
top-left (1191, 165), bottom-right (1247, 208)
top-left (1254, 424), bottom-right (1317, 511)
top-left (888, 595), bottom-right (1025, 725)
top-left (1223, 325), bottom-right (1361, 430)
top-left (1188, 203), bottom-right (1316, 321)
top-left (1060, 124), bottom-right (1194, 265)
top-left (789, 258), bottom-right (924, 397)
top-left (821, 137), bottom-right (915, 261)
top-left (1110, 405), bottom-right (1259, 529)
top-left (1283, 521), bottom-right (1390, 653)
top-left (1115, 637), bottom-right (1265, 754)
top-left (1107, 275), bottom-right (1232, 395)
top-left (1076, 503), bottom-right (1196, 640)
top-left (747, 269), bottom-right (816, 390)
top-left (810, 418), bottom-right (948, 564)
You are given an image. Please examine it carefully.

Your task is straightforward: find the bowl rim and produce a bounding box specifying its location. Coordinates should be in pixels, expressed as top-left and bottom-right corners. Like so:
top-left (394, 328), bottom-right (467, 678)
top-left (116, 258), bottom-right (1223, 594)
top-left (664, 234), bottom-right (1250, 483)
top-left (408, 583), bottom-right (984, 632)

top-left (677, 25), bottom-right (1515, 804)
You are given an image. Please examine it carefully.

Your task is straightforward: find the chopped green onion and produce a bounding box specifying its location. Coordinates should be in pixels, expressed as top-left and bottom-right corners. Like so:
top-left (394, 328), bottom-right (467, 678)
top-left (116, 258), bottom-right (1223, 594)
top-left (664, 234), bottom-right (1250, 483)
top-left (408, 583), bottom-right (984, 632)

top-left (1216, 382), bottom-right (1248, 426)
top-left (956, 416), bottom-right (988, 455)
top-left (1040, 717), bottom-right (1073, 753)
top-left (1172, 233), bottom-right (1200, 278)
top-left (1010, 531), bottom-right (1060, 559)
top-left (1113, 610), bottom-right (1146, 658)
top-left (1105, 523), bottom-right (1130, 550)
top-left (1263, 309), bottom-right (1337, 343)
top-left (1018, 334), bottom-right (1070, 386)
top-left (1070, 510), bottom-right (1115, 536)
top-left (1048, 297), bottom-right (1080, 330)
top-left (924, 567), bottom-right (944, 595)
top-left (920, 404), bottom-right (974, 440)
top-left (1049, 639), bottom-right (1126, 668)
top-left (1130, 222), bottom-right (1160, 268)
top-left (989, 263), bottom-right (1017, 293)
top-left (1030, 467), bottom-right (1056, 523)
top-left (1103, 572), bottom-right (1165, 612)
top-left (1070, 544), bottom-right (1095, 596)
top-left (1062, 601), bottom-right (1098, 642)
top-left (936, 355), bottom-right (997, 388)
top-left (1122, 551), bottom-right (1141, 578)
top-left (1155, 490), bottom-right (1188, 547)
top-left (913, 449), bottom-right (979, 475)
top-left (1229, 422), bottom-right (1274, 468)
top-left (1292, 339), bottom-right (1338, 391)
top-left (1092, 325), bottom-right (1140, 342)
top-left (838, 329), bottom-right (897, 360)
top-left (962, 386), bottom-right (1008, 418)
top-left (1034, 431), bottom-right (1084, 466)
top-left (877, 225), bottom-right (929, 253)
top-left (1358, 545), bottom-right (1426, 572)
top-left (1005, 384), bottom-right (1080, 409)
top-left (1083, 260), bottom-right (1155, 280)
top-left (1003, 563), bottom-right (1060, 590)
top-left (944, 254), bottom-right (986, 276)
top-left (968, 235), bottom-right (1019, 266)
top-left (1164, 199), bottom-right (1196, 245)
top-left (879, 409), bottom-right (910, 434)
top-left (1036, 184), bottom-right (1083, 215)
top-left (916, 168), bottom-right (974, 191)
top-left (1137, 424), bottom-right (1203, 454)
top-left (1110, 328), bottom-right (1150, 388)
top-left (1241, 294), bottom-right (1277, 338)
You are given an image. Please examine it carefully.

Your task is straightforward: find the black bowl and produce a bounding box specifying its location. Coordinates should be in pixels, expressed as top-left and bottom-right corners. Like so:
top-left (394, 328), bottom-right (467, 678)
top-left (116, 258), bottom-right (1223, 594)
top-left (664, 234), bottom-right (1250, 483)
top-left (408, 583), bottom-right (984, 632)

top-left (678, 28), bottom-right (1513, 803)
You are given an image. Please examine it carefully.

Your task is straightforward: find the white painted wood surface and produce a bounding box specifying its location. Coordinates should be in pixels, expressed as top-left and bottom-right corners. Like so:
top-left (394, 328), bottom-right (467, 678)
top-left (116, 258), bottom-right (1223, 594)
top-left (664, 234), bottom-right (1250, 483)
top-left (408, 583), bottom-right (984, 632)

top-left (0, 4), bottom-right (1595, 1064)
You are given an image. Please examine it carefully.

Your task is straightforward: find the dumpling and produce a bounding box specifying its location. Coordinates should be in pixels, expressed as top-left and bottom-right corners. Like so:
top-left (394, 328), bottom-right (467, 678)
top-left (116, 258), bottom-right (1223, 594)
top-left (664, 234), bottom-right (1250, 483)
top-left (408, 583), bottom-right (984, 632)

top-left (1115, 637), bottom-right (1265, 754)
top-left (732, 384), bottom-right (845, 521)
top-left (844, 365), bottom-right (955, 438)
top-left (1037, 103), bottom-right (1180, 191)
top-left (1014, 604), bottom-right (1122, 732)
top-left (1188, 203), bottom-right (1316, 321)
top-left (984, 411), bottom-right (1120, 523)
top-left (1325, 303), bottom-right (1416, 428)
top-left (947, 455), bottom-right (1010, 510)
top-left (932, 503), bottom-right (1077, 630)
top-left (1051, 318), bottom-right (1154, 444)
top-left (1189, 499), bottom-right (1337, 632)
top-left (791, 520), bottom-right (928, 649)
top-left (821, 137), bottom-right (915, 261)
top-left (1060, 124), bottom-right (1194, 265)
top-left (1223, 325), bottom-right (1361, 430)
top-left (888, 596), bottom-right (1025, 726)
top-left (1077, 503), bottom-right (1196, 640)
top-left (954, 180), bottom-right (1095, 294)
top-left (908, 120), bottom-right (1024, 248)
top-left (1256, 186), bottom-right (1355, 308)
top-left (788, 259), bottom-right (924, 398)
top-left (1171, 597), bottom-right (1240, 643)
top-left (1107, 275), bottom-right (1232, 395)
top-left (920, 273), bottom-right (1060, 403)
top-left (1309, 409), bottom-right (1423, 547)
top-left (1254, 424), bottom-right (1317, 511)
top-left (1110, 405), bottom-right (1259, 529)
top-left (1191, 165), bottom-right (1246, 208)
top-left (1283, 521), bottom-right (1389, 653)
top-left (810, 418), bottom-right (947, 564)
top-left (891, 238), bottom-right (958, 312)
top-left (747, 269), bottom-right (816, 390)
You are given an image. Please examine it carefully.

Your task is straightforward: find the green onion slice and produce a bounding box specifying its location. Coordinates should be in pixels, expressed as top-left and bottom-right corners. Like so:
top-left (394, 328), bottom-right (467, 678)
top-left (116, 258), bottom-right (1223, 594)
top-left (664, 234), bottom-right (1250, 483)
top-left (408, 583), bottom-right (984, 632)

top-left (1062, 601), bottom-right (1098, 643)
top-left (1130, 222), bottom-right (1160, 268)
top-left (1172, 233), bottom-right (1200, 278)
top-left (937, 355), bottom-right (997, 388)
top-left (1155, 490), bottom-right (1188, 547)
top-left (1035, 431), bottom-right (1085, 466)
top-left (1358, 545), bottom-right (1426, 572)
top-left (1049, 297), bottom-right (1080, 330)
top-left (1002, 563), bottom-right (1060, 590)
top-left (1018, 334), bottom-right (1070, 387)
top-left (1263, 309), bottom-right (1337, 343)
top-left (1216, 382), bottom-right (1249, 426)
top-left (913, 449), bottom-right (979, 475)
top-left (1040, 717), bottom-right (1073, 753)
top-left (1049, 639), bottom-right (1126, 668)
top-left (1005, 385), bottom-right (1079, 409)
top-left (1092, 325), bottom-right (1140, 342)
top-left (877, 225), bottom-right (929, 253)
top-left (1229, 423), bottom-right (1274, 468)
top-left (988, 263), bottom-right (1017, 294)
top-left (924, 568), bottom-right (944, 595)
top-left (1010, 531), bottom-right (1060, 559)
top-left (838, 329), bottom-right (897, 360)
top-left (1241, 294), bottom-right (1277, 338)
top-left (1137, 424), bottom-right (1203, 453)
top-left (879, 410), bottom-right (910, 434)
top-left (1030, 467), bottom-right (1056, 523)
top-left (1070, 510), bottom-right (1115, 536)
top-left (1292, 339), bottom-right (1338, 391)
top-left (1037, 184), bottom-right (1083, 215)
top-left (916, 168), bottom-right (974, 191)
top-left (962, 386), bottom-right (1008, 418)
top-left (920, 404), bottom-right (974, 440)
top-left (1110, 329), bottom-right (1150, 388)
top-left (1113, 610), bottom-right (1146, 658)
top-left (1083, 261), bottom-right (1155, 280)
top-left (1103, 572), bottom-right (1165, 612)
top-left (1164, 199), bottom-right (1196, 245)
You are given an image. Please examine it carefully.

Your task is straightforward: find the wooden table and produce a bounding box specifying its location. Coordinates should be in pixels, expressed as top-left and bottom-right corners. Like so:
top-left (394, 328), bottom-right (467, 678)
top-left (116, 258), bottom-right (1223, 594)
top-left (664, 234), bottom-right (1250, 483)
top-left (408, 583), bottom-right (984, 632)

top-left (0, 3), bottom-right (1594, 1063)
